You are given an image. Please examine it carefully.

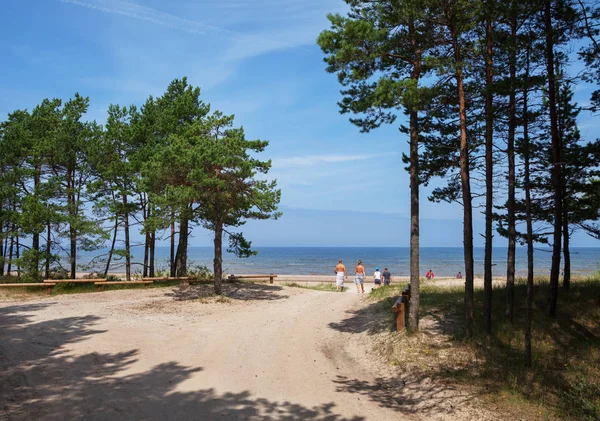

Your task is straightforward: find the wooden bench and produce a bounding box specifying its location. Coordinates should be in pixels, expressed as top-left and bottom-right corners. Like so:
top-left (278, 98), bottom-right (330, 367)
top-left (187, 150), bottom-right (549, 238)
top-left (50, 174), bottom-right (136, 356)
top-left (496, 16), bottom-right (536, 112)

top-left (44, 279), bottom-right (107, 284)
top-left (227, 274), bottom-right (278, 284)
top-left (0, 283), bottom-right (56, 295)
top-left (94, 281), bottom-right (153, 292)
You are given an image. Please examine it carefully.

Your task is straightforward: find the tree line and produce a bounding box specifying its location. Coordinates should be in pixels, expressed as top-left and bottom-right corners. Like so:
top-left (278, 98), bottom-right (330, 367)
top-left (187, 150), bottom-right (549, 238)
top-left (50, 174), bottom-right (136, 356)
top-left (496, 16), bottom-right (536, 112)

top-left (318, 0), bottom-right (600, 366)
top-left (0, 78), bottom-right (280, 294)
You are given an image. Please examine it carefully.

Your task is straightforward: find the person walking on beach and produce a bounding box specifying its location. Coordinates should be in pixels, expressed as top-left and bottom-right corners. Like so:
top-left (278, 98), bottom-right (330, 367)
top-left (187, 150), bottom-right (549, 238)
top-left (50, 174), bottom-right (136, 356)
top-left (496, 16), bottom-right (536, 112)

top-left (373, 267), bottom-right (382, 288)
top-left (354, 260), bottom-right (365, 293)
top-left (425, 269), bottom-right (435, 280)
top-left (382, 268), bottom-right (392, 286)
top-left (456, 271), bottom-right (463, 279)
top-left (334, 260), bottom-right (347, 291)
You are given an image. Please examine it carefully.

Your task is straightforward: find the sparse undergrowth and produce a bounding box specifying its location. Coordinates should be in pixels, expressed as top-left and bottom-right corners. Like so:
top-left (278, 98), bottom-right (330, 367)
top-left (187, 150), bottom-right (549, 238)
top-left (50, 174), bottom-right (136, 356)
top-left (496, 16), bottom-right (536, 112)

top-left (282, 282), bottom-right (346, 292)
top-left (366, 275), bottom-right (600, 420)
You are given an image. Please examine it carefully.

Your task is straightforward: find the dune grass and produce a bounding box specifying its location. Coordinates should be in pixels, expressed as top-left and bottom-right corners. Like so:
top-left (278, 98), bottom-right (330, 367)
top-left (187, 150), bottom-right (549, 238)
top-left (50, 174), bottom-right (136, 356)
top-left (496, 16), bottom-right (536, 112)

top-left (368, 274), bottom-right (600, 420)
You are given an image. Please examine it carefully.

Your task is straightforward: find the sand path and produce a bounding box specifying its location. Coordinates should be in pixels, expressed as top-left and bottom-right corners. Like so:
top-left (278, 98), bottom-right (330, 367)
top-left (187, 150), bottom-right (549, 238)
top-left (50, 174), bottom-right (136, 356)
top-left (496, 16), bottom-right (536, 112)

top-left (0, 284), bottom-right (413, 421)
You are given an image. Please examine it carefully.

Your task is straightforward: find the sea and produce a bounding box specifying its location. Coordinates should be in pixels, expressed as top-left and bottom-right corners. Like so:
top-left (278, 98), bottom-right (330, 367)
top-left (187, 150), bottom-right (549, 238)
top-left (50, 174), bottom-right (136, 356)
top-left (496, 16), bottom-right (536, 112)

top-left (79, 247), bottom-right (600, 277)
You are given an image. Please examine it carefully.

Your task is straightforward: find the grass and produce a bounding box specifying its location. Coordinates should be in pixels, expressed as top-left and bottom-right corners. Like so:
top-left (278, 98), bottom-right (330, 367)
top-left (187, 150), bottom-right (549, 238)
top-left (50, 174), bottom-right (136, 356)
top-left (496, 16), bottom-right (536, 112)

top-left (281, 282), bottom-right (346, 292)
top-left (367, 275), bottom-right (600, 420)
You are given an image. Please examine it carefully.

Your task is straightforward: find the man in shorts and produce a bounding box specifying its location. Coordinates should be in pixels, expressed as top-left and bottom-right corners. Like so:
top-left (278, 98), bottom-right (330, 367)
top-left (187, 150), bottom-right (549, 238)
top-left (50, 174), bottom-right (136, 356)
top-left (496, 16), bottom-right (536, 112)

top-left (382, 268), bottom-right (392, 286)
top-left (334, 260), bottom-right (347, 292)
top-left (354, 260), bottom-right (365, 293)
top-left (373, 267), bottom-right (382, 288)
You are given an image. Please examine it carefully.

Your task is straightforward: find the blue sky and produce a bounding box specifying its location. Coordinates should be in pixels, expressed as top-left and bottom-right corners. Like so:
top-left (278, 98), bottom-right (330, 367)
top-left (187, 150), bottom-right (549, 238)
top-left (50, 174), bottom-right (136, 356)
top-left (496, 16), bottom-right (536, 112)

top-left (1, 0), bottom-right (599, 247)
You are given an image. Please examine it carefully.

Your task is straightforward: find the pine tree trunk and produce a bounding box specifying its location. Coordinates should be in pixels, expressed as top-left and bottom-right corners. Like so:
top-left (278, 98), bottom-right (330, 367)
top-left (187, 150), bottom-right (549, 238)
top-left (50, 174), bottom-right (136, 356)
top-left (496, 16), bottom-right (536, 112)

top-left (16, 234), bottom-right (20, 279)
top-left (2, 223), bottom-right (9, 275)
top-left (175, 214), bottom-right (188, 276)
top-left (69, 222), bottom-right (76, 279)
top-left (170, 211), bottom-right (176, 277)
top-left (45, 222), bottom-right (51, 279)
top-left (7, 229), bottom-right (14, 275)
top-left (484, 9), bottom-right (494, 334)
top-left (0, 215), bottom-right (4, 277)
top-left (149, 231), bottom-right (156, 278)
top-left (31, 166), bottom-right (41, 279)
top-left (506, 6), bottom-right (518, 323)
top-left (523, 58), bottom-right (535, 367)
top-left (68, 171), bottom-right (77, 280)
top-left (3, 225), bottom-right (8, 260)
top-left (408, 18), bottom-right (421, 333)
top-left (544, 0), bottom-right (563, 317)
top-left (409, 108), bottom-right (420, 332)
top-left (562, 209), bottom-right (571, 290)
top-left (141, 194), bottom-right (148, 278)
top-left (104, 218), bottom-right (118, 278)
top-left (143, 233), bottom-right (149, 277)
top-left (213, 221), bottom-right (223, 295)
top-left (451, 26), bottom-right (475, 338)
top-left (123, 194), bottom-right (131, 281)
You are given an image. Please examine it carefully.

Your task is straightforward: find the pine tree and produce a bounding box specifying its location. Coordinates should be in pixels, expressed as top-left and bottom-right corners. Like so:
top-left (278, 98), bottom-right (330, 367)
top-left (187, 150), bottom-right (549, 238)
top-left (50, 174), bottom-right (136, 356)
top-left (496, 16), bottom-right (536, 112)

top-left (318, 0), bottom-right (436, 331)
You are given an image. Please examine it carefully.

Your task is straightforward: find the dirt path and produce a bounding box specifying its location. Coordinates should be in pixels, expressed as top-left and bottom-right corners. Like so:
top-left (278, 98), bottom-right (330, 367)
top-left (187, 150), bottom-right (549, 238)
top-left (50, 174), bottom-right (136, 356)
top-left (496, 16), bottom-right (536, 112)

top-left (0, 284), bottom-right (486, 420)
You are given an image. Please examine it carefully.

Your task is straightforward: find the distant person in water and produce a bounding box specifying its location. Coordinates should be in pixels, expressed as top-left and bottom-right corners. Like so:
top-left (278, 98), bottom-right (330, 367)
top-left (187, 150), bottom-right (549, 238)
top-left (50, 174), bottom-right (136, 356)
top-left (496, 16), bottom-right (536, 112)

top-left (425, 269), bottom-right (435, 280)
top-left (334, 260), bottom-right (347, 292)
top-left (373, 267), bottom-right (382, 288)
top-left (354, 260), bottom-right (365, 293)
top-left (456, 271), bottom-right (463, 279)
top-left (382, 268), bottom-right (392, 286)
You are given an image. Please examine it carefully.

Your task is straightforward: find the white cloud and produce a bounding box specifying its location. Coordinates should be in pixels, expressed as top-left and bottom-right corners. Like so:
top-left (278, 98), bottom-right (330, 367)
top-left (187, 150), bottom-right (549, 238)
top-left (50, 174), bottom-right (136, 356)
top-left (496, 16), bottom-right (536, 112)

top-left (59, 0), bottom-right (310, 53)
top-left (271, 153), bottom-right (386, 169)
top-left (58, 0), bottom-right (336, 89)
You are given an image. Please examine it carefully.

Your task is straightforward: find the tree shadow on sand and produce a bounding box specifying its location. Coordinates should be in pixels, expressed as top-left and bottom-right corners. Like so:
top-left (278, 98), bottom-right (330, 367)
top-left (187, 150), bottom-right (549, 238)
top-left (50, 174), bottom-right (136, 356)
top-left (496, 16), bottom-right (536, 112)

top-left (333, 374), bottom-right (483, 418)
top-left (1, 301), bottom-right (361, 421)
top-left (165, 282), bottom-right (289, 302)
top-left (328, 299), bottom-right (397, 335)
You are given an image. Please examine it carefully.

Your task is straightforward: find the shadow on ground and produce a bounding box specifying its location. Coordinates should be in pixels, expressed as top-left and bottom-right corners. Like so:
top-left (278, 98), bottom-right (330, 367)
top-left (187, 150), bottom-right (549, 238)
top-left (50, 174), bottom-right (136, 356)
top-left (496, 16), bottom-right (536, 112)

top-left (334, 374), bottom-right (480, 418)
top-left (328, 298), bottom-right (396, 335)
top-left (1, 301), bottom-right (358, 421)
top-left (165, 281), bottom-right (289, 302)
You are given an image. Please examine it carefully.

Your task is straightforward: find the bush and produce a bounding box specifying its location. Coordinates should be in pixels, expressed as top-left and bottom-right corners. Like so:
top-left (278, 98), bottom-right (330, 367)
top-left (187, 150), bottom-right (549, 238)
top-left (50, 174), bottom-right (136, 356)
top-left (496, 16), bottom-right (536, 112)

top-left (83, 272), bottom-right (101, 279)
top-left (48, 268), bottom-right (69, 280)
top-left (188, 265), bottom-right (213, 281)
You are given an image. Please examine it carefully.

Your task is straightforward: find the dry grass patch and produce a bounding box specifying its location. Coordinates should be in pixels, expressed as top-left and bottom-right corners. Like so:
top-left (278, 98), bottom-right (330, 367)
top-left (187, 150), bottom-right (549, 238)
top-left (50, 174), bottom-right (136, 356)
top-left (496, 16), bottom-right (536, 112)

top-left (366, 276), bottom-right (600, 420)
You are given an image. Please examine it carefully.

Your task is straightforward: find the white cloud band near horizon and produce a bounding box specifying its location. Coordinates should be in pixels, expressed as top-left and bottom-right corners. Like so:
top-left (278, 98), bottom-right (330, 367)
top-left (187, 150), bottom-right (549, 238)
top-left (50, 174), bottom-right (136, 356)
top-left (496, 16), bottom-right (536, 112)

top-left (271, 153), bottom-right (387, 169)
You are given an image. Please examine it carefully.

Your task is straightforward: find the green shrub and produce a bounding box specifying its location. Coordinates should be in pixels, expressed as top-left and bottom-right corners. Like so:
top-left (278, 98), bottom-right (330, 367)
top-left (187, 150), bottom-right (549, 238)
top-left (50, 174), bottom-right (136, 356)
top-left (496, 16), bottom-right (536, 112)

top-left (188, 265), bottom-right (213, 281)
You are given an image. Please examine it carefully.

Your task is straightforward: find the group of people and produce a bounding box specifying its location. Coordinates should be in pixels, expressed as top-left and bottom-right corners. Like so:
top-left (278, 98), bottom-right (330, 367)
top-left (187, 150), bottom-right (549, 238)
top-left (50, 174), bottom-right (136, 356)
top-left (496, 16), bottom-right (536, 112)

top-left (334, 260), bottom-right (393, 293)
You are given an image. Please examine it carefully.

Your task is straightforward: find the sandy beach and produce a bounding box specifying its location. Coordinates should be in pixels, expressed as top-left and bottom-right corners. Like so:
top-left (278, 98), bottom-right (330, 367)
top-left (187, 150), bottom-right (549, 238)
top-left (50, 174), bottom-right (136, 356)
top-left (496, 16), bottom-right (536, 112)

top-left (0, 282), bottom-right (497, 421)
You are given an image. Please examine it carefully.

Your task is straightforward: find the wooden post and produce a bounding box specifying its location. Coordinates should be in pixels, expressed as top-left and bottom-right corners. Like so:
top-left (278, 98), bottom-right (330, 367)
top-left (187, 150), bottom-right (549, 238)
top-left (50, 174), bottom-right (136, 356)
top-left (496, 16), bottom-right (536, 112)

top-left (98, 285), bottom-right (103, 292)
top-left (46, 286), bottom-right (52, 296)
top-left (270, 274), bottom-right (274, 284)
top-left (397, 302), bottom-right (405, 332)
